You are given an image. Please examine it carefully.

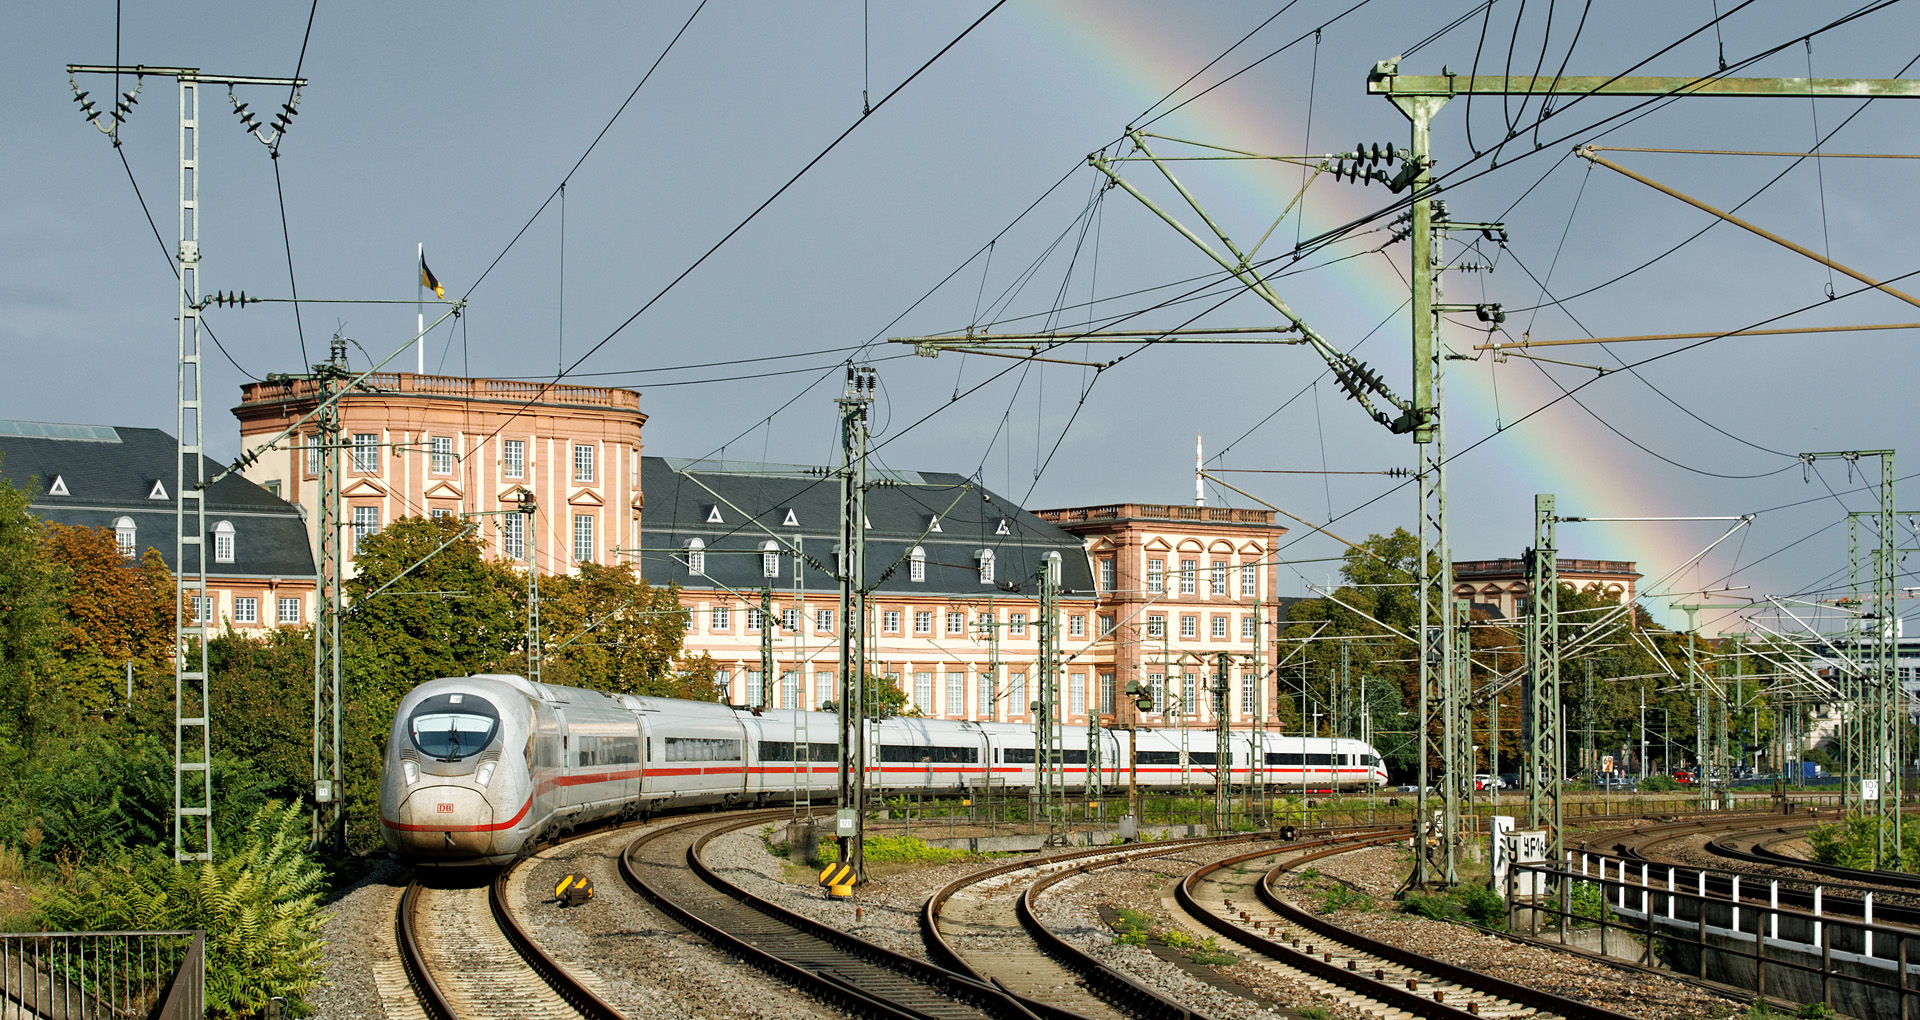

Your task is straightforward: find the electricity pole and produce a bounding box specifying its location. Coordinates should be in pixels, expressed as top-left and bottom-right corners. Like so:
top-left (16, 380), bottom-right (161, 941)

top-left (835, 366), bottom-right (875, 878)
top-left (66, 63), bottom-right (306, 862)
top-left (311, 340), bottom-right (347, 852)
top-left (1037, 553), bottom-right (1068, 844)
top-left (1523, 494), bottom-right (1562, 862)
top-left (1214, 651), bottom-right (1232, 835)
top-left (518, 489), bottom-right (542, 686)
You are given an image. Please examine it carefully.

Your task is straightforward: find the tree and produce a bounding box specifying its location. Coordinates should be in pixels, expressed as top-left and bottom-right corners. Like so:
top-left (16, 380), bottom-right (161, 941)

top-left (0, 464), bottom-right (61, 746)
top-left (537, 562), bottom-right (715, 699)
top-left (343, 514), bottom-right (522, 701)
top-left (39, 522), bottom-right (174, 714)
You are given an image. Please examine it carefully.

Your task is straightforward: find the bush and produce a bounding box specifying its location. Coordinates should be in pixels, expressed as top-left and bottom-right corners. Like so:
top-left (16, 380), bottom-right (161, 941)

top-left (37, 802), bottom-right (329, 1019)
top-left (1396, 885), bottom-right (1505, 929)
top-left (1639, 774), bottom-right (1682, 792)
top-left (1318, 884), bottom-right (1374, 914)
top-left (1569, 881), bottom-right (1611, 928)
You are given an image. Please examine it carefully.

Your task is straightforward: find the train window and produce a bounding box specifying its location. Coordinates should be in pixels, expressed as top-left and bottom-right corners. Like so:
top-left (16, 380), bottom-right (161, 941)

top-left (758, 741), bottom-right (838, 762)
top-left (1060, 748), bottom-right (1088, 765)
top-left (407, 694), bottom-right (500, 761)
top-left (664, 737), bottom-right (742, 762)
top-left (1003, 748), bottom-right (1036, 764)
top-left (929, 745), bottom-right (979, 763)
top-left (1266, 753), bottom-right (1303, 766)
top-left (1187, 751), bottom-right (1230, 766)
top-left (878, 744), bottom-right (977, 763)
top-left (1136, 750), bottom-right (1180, 765)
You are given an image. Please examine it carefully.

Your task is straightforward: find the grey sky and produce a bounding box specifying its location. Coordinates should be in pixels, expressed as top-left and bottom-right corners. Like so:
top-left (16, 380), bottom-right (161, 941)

top-left (6, 1), bottom-right (1916, 635)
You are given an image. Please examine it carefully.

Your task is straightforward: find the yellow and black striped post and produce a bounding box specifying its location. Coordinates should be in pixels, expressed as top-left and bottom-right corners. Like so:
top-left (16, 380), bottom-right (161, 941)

top-left (818, 862), bottom-right (857, 899)
top-left (555, 873), bottom-right (595, 907)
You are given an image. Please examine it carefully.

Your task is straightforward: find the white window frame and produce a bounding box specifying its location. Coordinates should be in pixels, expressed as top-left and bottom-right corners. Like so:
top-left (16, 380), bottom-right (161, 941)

top-left (1210, 560), bottom-right (1227, 595)
top-left (233, 597), bottom-right (258, 624)
top-left (710, 606), bottom-right (730, 629)
top-left (502, 513), bottom-right (526, 561)
top-left (1069, 615), bottom-right (1085, 638)
top-left (1180, 559), bottom-right (1196, 595)
top-left (1069, 673), bottom-right (1086, 716)
top-left (1149, 673), bottom-right (1165, 714)
top-left (1009, 612), bottom-right (1026, 637)
top-left (746, 608), bottom-right (763, 631)
top-left (278, 596), bottom-right (301, 624)
top-left (1007, 673), bottom-right (1026, 715)
top-left (1146, 615), bottom-right (1165, 639)
top-left (761, 541), bottom-right (781, 578)
top-left (882, 610), bottom-right (901, 633)
top-left (503, 439), bottom-right (526, 480)
top-left (815, 671), bottom-right (834, 710)
top-left (351, 506), bottom-right (379, 550)
top-left (212, 521), bottom-right (235, 564)
top-left (946, 611), bottom-right (965, 636)
top-left (781, 607), bottom-right (797, 632)
top-left (1146, 558), bottom-right (1164, 593)
top-left (431, 435), bottom-right (454, 475)
top-left (909, 546), bottom-right (926, 582)
top-left (1099, 673), bottom-right (1116, 714)
top-left (351, 433), bottom-right (379, 473)
top-left (947, 673), bottom-right (967, 717)
top-left (1099, 558), bottom-right (1115, 592)
top-left (914, 611), bottom-right (933, 634)
top-left (1100, 614), bottom-right (1116, 636)
top-left (977, 549), bottom-right (995, 584)
top-left (816, 608), bottom-right (834, 632)
top-left (573, 514), bottom-right (595, 564)
top-left (1211, 615), bottom-right (1227, 639)
top-left (304, 438), bottom-right (320, 477)
top-left (1242, 615), bottom-right (1257, 640)
top-left (686, 538), bottom-right (706, 576)
top-left (1180, 615), bottom-right (1198, 639)
top-left (1241, 563), bottom-right (1257, 596)
top-left (915, 671), bottom-right (934, 712)
top-left (573, 444), bottom-right (595, 483)
top-left (114, 516), bottom-right (136, 558)
top-left (1241, 672), bottom-right (1258, 717)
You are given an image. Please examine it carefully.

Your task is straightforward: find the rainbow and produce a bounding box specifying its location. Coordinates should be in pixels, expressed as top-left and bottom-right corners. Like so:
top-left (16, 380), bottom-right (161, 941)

top-left (1023, 4), bottom-right (1724, 611)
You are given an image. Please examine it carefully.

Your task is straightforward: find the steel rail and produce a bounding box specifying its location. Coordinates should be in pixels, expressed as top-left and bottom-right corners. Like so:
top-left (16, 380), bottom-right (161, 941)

top-left (396, 820), bottom-right (640, 1020)
top-left (621, 810), bottom-right (1047, 1020)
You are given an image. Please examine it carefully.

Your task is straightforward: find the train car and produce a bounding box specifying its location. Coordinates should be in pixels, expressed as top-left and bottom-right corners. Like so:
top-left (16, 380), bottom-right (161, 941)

top-left (380, 673), bottom-right (1389, 866)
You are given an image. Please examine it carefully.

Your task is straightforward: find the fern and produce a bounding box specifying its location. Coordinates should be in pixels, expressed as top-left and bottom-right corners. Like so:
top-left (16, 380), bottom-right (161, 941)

top-left (36, 801), bottom-right (329, 1019)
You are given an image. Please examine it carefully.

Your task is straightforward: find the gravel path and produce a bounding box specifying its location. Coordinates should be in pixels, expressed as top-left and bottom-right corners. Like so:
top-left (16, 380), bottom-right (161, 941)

top-left (304, 859), bottom-right (419, 1020)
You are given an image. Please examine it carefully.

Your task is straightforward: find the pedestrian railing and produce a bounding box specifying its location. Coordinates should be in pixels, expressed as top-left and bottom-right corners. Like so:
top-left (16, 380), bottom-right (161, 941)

top-left (0, 930), bottom-right (203, 1020)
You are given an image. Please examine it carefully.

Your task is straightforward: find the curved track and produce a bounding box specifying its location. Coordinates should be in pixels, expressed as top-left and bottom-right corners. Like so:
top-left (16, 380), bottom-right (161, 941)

top-left (397, 855), bottom-right (628, 1020)
top-left (621, 809), bottom-right (1053, 1020)
top-left (923, 831), bottom-right (1333, 1019)
top-left (1173, 833), bottom-right (1643, 1020)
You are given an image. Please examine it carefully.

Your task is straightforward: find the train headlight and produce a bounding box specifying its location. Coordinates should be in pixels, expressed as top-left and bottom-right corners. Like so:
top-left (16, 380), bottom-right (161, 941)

top-left (402, 760), bottom-right (419, 785)
top-left (475, 761), bottom-right (497, 786)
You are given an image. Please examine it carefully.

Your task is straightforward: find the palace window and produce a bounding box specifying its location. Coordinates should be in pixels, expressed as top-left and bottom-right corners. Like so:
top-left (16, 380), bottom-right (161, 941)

top-left (1146, 558), bottom-right (1164, 593)
top-left (503, 440), bottom-right (526, 480)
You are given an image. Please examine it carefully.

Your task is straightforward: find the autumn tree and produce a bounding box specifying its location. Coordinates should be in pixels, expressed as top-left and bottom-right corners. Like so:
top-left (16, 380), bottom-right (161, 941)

top-left (535, 562), bottom-right (716, 699)
top-left (39, 522), bottom-right (174, 713)
top-left (343, 514), bottom-right (522, 701)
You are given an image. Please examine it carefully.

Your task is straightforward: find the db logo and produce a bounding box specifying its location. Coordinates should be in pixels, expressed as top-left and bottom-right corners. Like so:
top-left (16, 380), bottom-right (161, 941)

top-left (436, 803), bottom-right (455, 814)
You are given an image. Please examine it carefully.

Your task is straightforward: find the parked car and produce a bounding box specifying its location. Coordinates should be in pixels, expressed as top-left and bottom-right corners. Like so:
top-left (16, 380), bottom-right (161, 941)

top-left (1497, 773), bottom-right (1521, 790)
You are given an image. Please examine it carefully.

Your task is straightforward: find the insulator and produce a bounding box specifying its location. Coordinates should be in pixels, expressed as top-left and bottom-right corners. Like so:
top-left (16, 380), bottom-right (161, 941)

top-left (1384, 141), bottom-right (1397, 164)
top-left (1369, 143), bottom-right (1383, 166)
top-left (73, 90), bottom-right (90, 104)
top-left (281, 103), bottom-right (299, 118)
top-left (233, 102), bottom-right (250, 117)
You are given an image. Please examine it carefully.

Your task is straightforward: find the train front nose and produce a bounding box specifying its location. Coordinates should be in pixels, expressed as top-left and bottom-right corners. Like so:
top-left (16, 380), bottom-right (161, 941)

top-left (387, 785), bottom-right (495, 861)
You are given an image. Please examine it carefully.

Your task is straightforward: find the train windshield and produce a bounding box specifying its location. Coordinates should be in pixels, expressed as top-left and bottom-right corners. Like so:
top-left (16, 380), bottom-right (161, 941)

top-left (408, 693), bottom-right (500, 761)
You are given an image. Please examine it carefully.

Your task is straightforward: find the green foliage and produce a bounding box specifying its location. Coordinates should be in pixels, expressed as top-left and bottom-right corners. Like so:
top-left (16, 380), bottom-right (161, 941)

top-left (1795, 1003), bottom-right (1834, 1019)
top-left (1397, 884), bottom-right (1505, 928)
top-left (36, 802), bottom-right (329, 1019)
top-left (0, 464), bottom-right (61, 746)
top-left (1317, 884), bottom-right (1375, 914)
top-left (344, 514), bottom-right (521, 701)
top-left (535, 563), bottom-right (709, 699)
top-left (1569, 881), bottom-right (1611, 928)
top-left (1297, 1008), bottom-right (1331, 1020)
top-left (1160, 927), bottom-right (1195, 949)
top-left (816, 835), bottom-right (974, 866)
top-left (1112, 906), bottom-right (1153, 945)
top-left (1187, 934), bottom-right (1237, 966)
top-left (1639, 773), bottom-right (1682, 792)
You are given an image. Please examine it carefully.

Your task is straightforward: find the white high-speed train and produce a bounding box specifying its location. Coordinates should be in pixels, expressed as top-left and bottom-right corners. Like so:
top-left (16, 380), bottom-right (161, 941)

top-left (379, 673), bottom-right (1390, 866)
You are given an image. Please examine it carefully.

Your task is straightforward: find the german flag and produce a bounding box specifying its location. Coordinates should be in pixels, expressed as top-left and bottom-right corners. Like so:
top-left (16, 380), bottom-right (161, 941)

top-left (420, 256), bottom-right (444, 300)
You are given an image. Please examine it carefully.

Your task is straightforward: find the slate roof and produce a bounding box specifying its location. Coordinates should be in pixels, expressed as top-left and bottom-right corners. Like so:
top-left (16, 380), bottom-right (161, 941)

top-left (640, 457), bottom-right (1095, 600)
top-left (0, 421), bottom-right (315, 579)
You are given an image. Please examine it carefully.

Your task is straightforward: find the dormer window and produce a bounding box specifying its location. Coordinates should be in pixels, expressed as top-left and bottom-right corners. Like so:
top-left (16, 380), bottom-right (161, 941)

top-left (686, 538), bottom-right (706, 576)
top-left (213, 521), bottom-right (235, 563)
top-left (976, 549), bottom-right (995, 585)
top-left (909, 546), bottom-right (926, 583)
top-left (47, 476), bottom-right (69, 496)
top-left (113, 517), bottom-right (136, 558)
top-left (761, 541), bottom-right (781, 578)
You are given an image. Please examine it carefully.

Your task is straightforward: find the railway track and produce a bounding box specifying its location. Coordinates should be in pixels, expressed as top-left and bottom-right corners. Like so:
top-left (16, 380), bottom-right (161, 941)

top-left (923, 830), bottom-right (1325, 1019)
top-left (1171, 832), bottom-right (1641, 1020)
top-left (395, 837), bottom-right (630, 1020)
top-left (621, 809), bottom-right (1055, 1020)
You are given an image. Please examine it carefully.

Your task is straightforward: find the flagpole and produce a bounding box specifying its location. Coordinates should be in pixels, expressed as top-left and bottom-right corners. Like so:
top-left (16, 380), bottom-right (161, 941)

top-left (416, 242), bottom-right (424, 374)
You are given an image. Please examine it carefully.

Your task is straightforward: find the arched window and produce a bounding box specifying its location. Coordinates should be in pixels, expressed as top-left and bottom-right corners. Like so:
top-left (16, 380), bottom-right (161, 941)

top-left (909, 546), bottom-right (926, 583)
top-left (976, 549), bottom-right (995, 585)
top-left (113, 517), bottom-right (136, 558)
top-left (212, 521), bottom-right (235, 564)
top-left (686, 538), bottom-right (706, 576)
top-left (761, 541), bottom-right (781, 578)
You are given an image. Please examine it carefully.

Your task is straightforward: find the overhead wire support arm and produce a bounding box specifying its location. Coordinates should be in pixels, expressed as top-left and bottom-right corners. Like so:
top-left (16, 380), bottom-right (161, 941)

top-left (1087, 130), bottom-right (1417, 433)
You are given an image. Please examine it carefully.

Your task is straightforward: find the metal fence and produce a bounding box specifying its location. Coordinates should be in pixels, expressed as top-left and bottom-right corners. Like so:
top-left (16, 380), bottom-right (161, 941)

top-left (1, 930), bottom-right (202, 1020)
top-left (1508, 855), bottom-right (1920, 1018)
